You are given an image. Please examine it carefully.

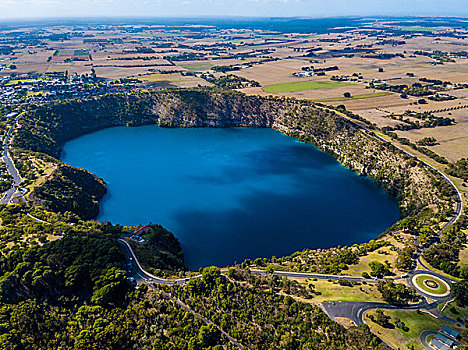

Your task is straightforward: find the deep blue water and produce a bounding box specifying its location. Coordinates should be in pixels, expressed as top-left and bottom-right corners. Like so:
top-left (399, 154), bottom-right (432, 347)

top-left (61, 125), bottom-right (400, 269)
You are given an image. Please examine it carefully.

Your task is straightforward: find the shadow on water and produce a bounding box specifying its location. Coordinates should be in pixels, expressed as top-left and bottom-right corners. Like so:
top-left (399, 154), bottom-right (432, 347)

top-left (173, 157), bottom-right (398, 268)
top-left (188, 142), bottom-right (338, 186)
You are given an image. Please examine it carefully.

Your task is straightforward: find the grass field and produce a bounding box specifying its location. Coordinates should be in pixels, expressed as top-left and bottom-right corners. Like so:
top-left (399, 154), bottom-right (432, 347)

top-left (26, 90), bottom-right (46, 97)
top-left (439, 302), bottom-right (468, 323)
top-left (414, 275), bottom-right (449, 295)
top-left (263, 80), bottom-right (353, 93)
top-left (460, 231), bottom-right (468, 265)
top-left (342, 244), bottom-right (399, 277)
top-left (140, 73), bottom-right (182, 82)
top-left (53, 50), bottom-right (72, 57)
top-left (293, 278), bottom-right (382, 303)
top-left (139, 72), bottom-right (211, 88)
top-left (418, 257), bottom-right (463, 281)
top-left (223, 39), bottom-right (256, 44)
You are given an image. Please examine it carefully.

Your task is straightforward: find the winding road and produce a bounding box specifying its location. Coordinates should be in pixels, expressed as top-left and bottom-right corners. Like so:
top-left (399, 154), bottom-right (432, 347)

top-left (118, 238), bottom-right (380, 285)
top-left (321, 269), bottom-right (456, 326)
top-left (118, 239), bottom-right (244, 349)
top-left (420, 330), bottom-right (438, 350)
top-left (1, 112), bottom-right (25, 205)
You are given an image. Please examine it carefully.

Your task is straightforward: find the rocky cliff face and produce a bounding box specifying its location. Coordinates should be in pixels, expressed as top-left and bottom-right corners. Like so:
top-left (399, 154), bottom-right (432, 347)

top-left (13, 89), bottom-right (453, 218)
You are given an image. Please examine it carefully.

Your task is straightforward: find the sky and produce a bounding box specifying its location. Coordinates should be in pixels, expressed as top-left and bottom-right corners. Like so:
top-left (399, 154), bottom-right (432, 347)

top-left (0, 0), bottom-right (466, 20)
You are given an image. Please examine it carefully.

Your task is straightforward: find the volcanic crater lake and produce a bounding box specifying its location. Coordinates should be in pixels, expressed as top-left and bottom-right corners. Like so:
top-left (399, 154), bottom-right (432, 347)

top-left (62, 125), bottom-right (400, 269)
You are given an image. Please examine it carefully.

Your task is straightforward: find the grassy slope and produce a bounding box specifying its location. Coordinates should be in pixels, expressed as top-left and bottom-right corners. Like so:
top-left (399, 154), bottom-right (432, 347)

top-left (459, 229), bottom-right (468, 265)
top-left (292, 278), bottom-right (383, 303)
top-left (342, 245), bottom-right (399, 277)
top-left (439, 302), bottom-right (468, 322)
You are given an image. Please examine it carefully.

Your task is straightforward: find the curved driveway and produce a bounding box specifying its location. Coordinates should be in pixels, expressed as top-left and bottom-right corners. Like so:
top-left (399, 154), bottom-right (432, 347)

top-left (420, 330), bottom-right (438, 350)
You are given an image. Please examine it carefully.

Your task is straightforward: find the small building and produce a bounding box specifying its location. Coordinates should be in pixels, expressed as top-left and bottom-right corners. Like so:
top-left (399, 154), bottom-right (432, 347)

top-left (429, 338), bottom-right (450, 350)
top-left (134, 225), bottom-right (149, 235)
top-left (440, 325), bottom-right (459, 340)
top-left (434, 333), bottom-right (454, 347)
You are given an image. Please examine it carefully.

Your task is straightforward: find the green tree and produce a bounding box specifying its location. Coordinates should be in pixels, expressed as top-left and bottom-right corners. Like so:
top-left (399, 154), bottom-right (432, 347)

top-left (368, 261), bottom-right (390, 278)
top-left (453, 280), bottom-right (468, 306)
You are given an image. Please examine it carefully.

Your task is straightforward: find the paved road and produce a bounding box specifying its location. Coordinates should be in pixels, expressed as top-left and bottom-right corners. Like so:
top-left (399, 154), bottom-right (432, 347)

top-left (26, 213), bottom-right (51, 224)
top-left (406, 270), bottom-right (454, 300)
top-left (118, 239), bottom-right (204, 285)
top-left (118, 239), bottom-right (244, 349)
top-left (420, 330), bottom-right (438, 350)
top-left (119, 236), bottom-right (458, 334)
top-left (119, 238), bottom-right (383, 285)
top-left (320, 268), bottom-right (457, 326)
top-left (321, 298), bottom-right (441, 327)
top-left (1, 112), bottom-right (25, 205)
top-left (250, 268), bottom-right (379, 283)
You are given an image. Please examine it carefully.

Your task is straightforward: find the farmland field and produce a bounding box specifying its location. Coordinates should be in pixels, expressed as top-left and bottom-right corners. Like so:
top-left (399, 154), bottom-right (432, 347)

top-left (263, 80), bottom-right (353, 93)
top-left (73, 49), bottom-right (89, 56)
top-left (313, 92), bottom-right (391, 102)
top-left (180, 62), bottom-right (215, 71)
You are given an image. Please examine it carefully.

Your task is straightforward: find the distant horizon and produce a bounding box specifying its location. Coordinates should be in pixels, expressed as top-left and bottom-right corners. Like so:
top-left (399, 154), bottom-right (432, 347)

top-left (0, 0), bottom-right (466, 20)
top-left (0, 15), bottom-right (467, 30)
top-left (1, 14), bottom-right (468, 21)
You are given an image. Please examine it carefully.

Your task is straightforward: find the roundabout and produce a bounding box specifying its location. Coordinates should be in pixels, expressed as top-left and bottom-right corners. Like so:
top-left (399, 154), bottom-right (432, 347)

top-left (411, 273), bottom-right (451, 297)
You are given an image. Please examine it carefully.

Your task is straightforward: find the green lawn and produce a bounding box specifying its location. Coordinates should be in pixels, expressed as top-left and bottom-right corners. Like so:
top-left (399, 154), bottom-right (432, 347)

top-left (263, 80), bottom-right (353, 93)
top-left (295, 279), bottom-right (382, 303)
top-left (418, 256), bottom-right (462, 281)
top-left (391, 311), bottom-right (441, 338)
top-left (223, 39), bottom-right (256, 44)
top-left (414, 275), bottom-right (448, 295)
